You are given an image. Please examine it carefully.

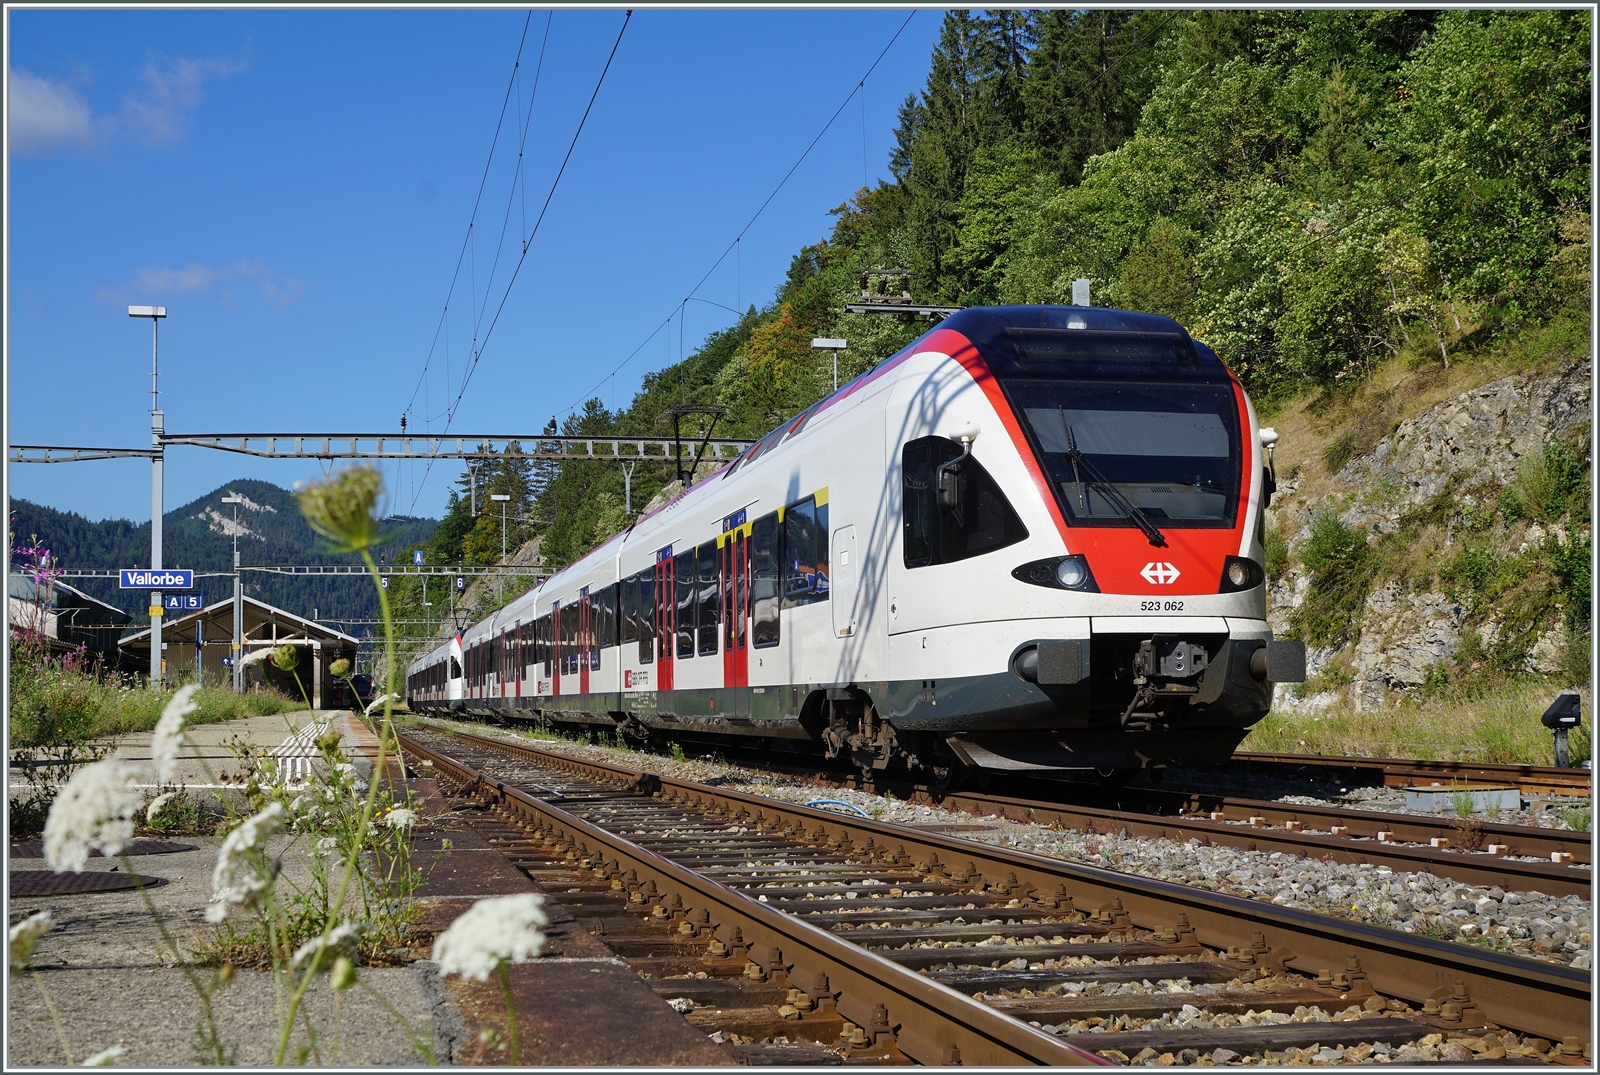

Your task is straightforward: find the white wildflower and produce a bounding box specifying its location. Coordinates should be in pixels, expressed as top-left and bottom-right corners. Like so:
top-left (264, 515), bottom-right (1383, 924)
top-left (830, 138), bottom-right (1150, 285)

top-left (9, 911), bottom-right (53, 969)
top-left (316, 837), bottom-right (340, 854)
top-left (145, 791), bottom-right (178, 823)
top-left (291, 920), bottom-right (364, 969)
top-left (150, 684), bottom-right (199, 784)
top-left (205, 802), bottom-right (285, 923)
top-left (432, 893), bottom-right (548, 981)
top-left (238, 648), bottom-right (275, 668)
top-left (384, 807), bottom-right (418, 830)
top-left (44, 759), bottom-right (140, 873)
top-left (80, 1046), bottom-right (126, 1066)
top-left (364, 693), bottom-right (399, 715)
top-left (331, 762), bottom-right (367, 793)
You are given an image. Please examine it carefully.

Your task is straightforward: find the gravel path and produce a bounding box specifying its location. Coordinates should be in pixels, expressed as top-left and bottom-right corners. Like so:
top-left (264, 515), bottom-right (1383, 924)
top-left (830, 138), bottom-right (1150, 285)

top-left (420, 722), bottom-right (1592, 972)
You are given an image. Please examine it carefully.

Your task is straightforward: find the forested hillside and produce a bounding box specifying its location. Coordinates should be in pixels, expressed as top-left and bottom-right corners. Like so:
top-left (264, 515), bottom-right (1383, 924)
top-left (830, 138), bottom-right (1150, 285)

top-left (9, 480), bottom-right (436, 628)
top-left (389, 10), bottom-right (1590, 667)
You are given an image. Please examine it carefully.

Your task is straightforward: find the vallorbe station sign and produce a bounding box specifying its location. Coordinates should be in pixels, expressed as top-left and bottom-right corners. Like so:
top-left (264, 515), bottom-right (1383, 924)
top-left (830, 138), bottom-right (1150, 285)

top-left (119, 569), bottom-right (194, 589)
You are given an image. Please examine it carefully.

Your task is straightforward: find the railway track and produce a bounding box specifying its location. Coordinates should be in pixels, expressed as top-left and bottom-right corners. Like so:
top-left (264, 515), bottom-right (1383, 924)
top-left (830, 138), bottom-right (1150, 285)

top-left (1229, 752), bottom-right (1592, 799)
top-left (753, 765), bottom-right (1594, 899)
top-left (396, 724), bottom-right (1590, 1065)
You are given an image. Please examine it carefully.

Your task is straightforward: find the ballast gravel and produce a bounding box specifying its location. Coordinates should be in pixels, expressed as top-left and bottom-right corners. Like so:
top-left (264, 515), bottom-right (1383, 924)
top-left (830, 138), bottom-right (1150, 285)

top-left (423, 721), bottom-right (1592, 972)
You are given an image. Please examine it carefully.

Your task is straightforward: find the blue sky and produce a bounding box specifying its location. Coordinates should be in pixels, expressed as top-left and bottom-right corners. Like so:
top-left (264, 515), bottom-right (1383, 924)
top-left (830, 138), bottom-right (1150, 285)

top-left (7, 8), bottom-right (942, 526)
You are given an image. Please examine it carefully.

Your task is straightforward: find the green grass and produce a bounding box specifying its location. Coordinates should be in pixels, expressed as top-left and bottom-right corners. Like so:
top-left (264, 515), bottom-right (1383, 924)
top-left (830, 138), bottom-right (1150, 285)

top-left (8, 638), bottom-right (301, 747)
top-left (1245, 679), bottom-right (1593, 766)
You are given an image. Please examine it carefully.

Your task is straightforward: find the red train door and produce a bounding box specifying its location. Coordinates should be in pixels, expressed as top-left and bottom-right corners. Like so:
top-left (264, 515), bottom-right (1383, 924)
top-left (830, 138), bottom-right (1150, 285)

top-left (655, 556), bottom-right (674, 692)
top-left (551, 603), bottom-right (561, 697)
top-left (721, 533), bottom-right (750, 716)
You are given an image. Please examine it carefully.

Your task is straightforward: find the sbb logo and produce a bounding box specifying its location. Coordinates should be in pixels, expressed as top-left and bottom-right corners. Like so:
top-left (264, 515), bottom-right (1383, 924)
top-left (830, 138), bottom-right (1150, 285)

top-left (1141, 562), bottom-right (1181, 585)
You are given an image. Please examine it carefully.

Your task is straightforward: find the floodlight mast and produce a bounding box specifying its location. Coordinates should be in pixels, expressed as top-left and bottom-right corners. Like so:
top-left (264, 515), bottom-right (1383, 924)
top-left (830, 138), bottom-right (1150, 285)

top-left (130, 305), bottom-right (168, 688)
top-left (811, 337), bottom-right (847, 391)
top-left (490, 494), bottom-right (512, 602)
top-left (222, 494), bottom-right (245, 692)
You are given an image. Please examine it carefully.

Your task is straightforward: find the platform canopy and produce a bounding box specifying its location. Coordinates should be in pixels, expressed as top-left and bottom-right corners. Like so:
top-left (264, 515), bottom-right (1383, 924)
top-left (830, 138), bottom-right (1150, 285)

top-left (120, 595), bottom-right (359, 708)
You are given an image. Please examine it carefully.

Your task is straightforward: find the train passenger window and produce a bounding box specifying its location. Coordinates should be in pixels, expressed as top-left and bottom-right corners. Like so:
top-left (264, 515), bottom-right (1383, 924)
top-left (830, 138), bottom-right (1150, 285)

top-left (902, 436), bottom-right (1028, 568)
top-left (697, 540), bottom-right (719, 656)
top-left (751, 511), bottom-right (781, 648)
top-left (600, 585), bottom-right (617, 649)
top-left (450, 656), bottom-right (462, 679)
top-left (674, 550), bottom-right (696, 659)
top-left (782, 498), bottom-right (830, 608)
top-left (587, 593), bottom-right (601, 671)
top-left (638, 572), bottom-right (654, 663)
top-left (622, 575), bottom-right (638, 644)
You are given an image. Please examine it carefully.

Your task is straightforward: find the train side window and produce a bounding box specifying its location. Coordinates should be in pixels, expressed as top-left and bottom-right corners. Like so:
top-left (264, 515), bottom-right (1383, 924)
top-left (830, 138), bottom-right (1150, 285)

top-left (674, 550), bottom-right (696, 659)
top-left (638, 572), bottom-right (654, 664)
top-left (450, 655), bottom-right (462, 680)
top-left (587, 593), bottom-right (601, 671)
top-left (622, 575), bottom-right (638, 644)
top-left (751, 511), bottom-right (781, 648)
top-left (782, 497), bottom-right (829, 607)
top-left (697, 540), bottom-right (719, 656)
top-left (901, 436), bottom-right (1028, 568)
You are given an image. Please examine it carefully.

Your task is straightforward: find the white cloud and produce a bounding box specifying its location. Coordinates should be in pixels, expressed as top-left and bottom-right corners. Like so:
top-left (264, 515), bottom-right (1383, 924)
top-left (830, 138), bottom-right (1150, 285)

top-left (104, 259), bottom-right (306, 308)
top-left (138, 263), bottom-right (217, 292)
top-left (122, 55), bottom-right (240, 144)
top-left (9, 69), bottom-right (94, 154)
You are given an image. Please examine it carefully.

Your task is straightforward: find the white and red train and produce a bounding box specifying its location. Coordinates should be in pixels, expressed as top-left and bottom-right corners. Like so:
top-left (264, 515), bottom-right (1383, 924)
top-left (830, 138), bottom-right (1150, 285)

top-left (406, 305), bottom-right (1305, 778)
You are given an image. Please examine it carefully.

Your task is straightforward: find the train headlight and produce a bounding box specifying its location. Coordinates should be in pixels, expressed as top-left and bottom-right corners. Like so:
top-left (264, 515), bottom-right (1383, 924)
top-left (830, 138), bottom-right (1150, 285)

top-left (1056, 557), bottom-right (1090, 588)
top-left (1219, 556), bottom-right (1265, 593)
top-left (1012, 555), bottom-right (1099, 592)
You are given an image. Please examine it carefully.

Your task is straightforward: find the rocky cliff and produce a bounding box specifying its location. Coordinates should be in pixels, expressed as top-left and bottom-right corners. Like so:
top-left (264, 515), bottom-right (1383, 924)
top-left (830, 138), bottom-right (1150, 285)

top-left (1266, 357), bottom-right (1591, 714)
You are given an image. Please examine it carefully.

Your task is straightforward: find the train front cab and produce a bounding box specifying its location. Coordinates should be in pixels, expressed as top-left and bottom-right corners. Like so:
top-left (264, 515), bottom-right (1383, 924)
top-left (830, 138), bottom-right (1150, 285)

top-left (879, 306), bottom-right (1307, 774)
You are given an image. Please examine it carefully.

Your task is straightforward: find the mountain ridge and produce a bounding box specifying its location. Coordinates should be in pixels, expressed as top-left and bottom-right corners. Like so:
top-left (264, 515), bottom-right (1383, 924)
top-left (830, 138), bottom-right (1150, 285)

top-left (9, 479), bottom-right (438, 630)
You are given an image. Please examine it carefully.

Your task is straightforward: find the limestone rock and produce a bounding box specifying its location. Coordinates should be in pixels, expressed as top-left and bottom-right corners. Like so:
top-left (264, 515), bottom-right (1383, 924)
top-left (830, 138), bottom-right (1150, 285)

top-left (1352, 583), bottom-right (1465, 712)
top-left (1338, 359), bottom-right (1590, 535)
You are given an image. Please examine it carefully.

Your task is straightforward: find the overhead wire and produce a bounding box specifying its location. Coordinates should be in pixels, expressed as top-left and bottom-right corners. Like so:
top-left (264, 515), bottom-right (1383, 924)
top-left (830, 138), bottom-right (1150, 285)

top-left (405, 11), bottom-right (537, 425)
top-left (408, 9), bottom-right (632, 508)
top-left (558, 9), bottom-right (917, 417)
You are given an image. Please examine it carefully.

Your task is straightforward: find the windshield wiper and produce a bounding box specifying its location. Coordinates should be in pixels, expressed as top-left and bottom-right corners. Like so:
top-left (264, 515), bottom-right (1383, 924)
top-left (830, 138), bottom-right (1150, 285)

top-left (1064, 427), bottom-right (1168, 547)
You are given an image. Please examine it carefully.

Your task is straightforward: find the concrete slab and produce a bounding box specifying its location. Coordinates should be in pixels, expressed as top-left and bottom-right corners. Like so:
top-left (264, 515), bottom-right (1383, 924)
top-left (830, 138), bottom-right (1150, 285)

top-left (1403, 784), bottom-right (1522, 814)
top-left (5, 837), bottom-right (435, 1067)
top-left (8, 709), bottom-right (733, 1066)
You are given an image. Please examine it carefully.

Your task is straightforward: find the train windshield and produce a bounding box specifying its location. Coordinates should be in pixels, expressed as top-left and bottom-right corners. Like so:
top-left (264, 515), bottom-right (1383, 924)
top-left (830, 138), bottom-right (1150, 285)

top-left (1007, 380), bottom-right (1242, 528)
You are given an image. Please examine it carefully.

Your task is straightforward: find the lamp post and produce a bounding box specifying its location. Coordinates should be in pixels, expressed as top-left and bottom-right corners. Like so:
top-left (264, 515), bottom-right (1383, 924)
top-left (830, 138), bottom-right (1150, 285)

top-left (490, 494), bottom-right (511, 603)
top-left (811, 337), bottom-right (847, 392)
top-left (222, 494), bottom-right (244, 692)
top-left (130, 305), bottom-right (168, 688)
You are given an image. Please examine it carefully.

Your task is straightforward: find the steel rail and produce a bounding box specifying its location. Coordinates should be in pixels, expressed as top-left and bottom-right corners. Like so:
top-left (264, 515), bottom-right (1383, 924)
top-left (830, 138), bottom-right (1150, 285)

top-left (682, 745), bottom-right (1593, 890)
top-left (56, 564), bottom-right (537, 579)
top-left (414, 726), bottom-right (1591, 1044)
top-left (159, 433), bottom-right (754, 461)
top-left (9, 445), bottom-right (159, 463)
top-left (1231, 752), bottom-right (1593, 798)
top-left (397, 731), bottom-right (1108, 1066)
top-left (849, 781), bottom-right (1591, 898)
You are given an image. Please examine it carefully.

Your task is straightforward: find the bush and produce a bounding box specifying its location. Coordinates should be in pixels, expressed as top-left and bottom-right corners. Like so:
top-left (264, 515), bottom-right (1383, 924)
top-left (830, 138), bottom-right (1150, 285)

top-left (1291, 512), bottom-right (1377, 647)
top-left (1549, 536), bottom-right (1592, 630)
top-left (1517, 442), bottom-right (1589, 522)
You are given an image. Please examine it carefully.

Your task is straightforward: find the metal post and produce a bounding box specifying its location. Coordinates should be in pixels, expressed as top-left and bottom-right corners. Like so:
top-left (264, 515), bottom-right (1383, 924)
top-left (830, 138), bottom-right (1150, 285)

top-left (223, 495), bottom-right (245, 692)
top-left (150, 339), bottom-right (164, 691)
top-left (1555, 727), bottom-right (1570, 768)
top-left (233, 558), bottom-right (242, 692)
top-left (622, 461), bottom-right (635, 515)
top-left (130, 305), bottom-right (168, 689)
